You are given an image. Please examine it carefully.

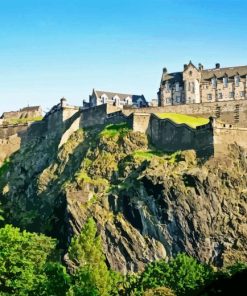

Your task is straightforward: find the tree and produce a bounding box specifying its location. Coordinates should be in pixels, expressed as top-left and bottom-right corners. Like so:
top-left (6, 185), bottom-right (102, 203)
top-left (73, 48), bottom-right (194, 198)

top-left (0, 224), bottom-right (57, 295)
top-left (68, 218), bottom-right (113, 296)
top-left (131, 254), bottom-right (213, 296)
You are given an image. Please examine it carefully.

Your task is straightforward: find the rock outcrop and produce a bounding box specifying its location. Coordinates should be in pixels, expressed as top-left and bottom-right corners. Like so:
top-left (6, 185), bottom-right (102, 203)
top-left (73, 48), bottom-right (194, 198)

top-left (0, 123), bottom-right (246, 273)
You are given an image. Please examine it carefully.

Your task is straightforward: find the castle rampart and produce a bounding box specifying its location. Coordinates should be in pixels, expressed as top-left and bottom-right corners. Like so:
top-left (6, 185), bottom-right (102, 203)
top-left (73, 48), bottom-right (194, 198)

top-left (123, 100), bottom-right (247, 127)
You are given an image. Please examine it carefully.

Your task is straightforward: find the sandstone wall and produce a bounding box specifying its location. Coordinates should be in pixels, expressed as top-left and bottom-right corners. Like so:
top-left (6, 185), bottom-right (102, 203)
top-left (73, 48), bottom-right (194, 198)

top-left (0, 135), bottom-right (21, 165)
top-left (214, 126), bottom-right (247, 156)
top-left (0, 124), bottom-right (28, 139)
top-left (1, 107), bottom-right (42, 119)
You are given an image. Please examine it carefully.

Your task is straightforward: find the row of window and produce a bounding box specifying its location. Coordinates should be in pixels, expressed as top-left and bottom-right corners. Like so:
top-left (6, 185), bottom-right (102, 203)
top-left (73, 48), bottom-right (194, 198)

top-left (165, 82), bottom-right (180, 92)
top-left (211, 75), bottom-right (245, 88)
top-left (207, 91), bottom-right (246, 100)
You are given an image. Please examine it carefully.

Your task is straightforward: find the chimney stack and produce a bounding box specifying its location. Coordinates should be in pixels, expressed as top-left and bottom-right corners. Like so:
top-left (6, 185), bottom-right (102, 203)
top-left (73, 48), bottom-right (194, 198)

top-left (184, 64), bottom-right (188, 70)
top-left (163, 67), bottom-right (167, 73)
top-left (198, 63), bottom-right (204, 70)
top-left (215, 63), bottom-right (220, 69)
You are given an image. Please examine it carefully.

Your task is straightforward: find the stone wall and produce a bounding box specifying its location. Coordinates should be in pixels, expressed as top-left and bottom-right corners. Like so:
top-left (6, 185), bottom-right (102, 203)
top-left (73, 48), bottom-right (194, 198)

top-left (0, 135), bottom-right (21, 165)
top-left (1, 106), bottom-right (42, 120)
top-left (0, 124), bottom-right (29, 139)
top-left (123, 100), bottom-right (247, 127)
top-left (213, 125), bottom-right (247, 156)
top-left (147, 115), bottom-right (214, 158)
top-left (131, 113), bottom-right (151, 133)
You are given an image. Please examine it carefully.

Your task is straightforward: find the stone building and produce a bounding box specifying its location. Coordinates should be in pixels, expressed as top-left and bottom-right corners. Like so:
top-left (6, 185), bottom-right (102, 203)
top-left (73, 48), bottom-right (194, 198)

top-left (158, 61), bottom-right (247, 106)
top-left (1, 106), bottom-right (42, 120)
top-left (87, 89), bottom-right (148, 108)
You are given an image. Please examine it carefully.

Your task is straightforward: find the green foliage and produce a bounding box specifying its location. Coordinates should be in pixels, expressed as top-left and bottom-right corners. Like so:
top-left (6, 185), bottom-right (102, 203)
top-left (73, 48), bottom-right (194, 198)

top-left (68, 218), bottom-right (113, 296)
top-left (0, 158), bottom-right (10, 179)
top-left (127, 254), bottom-right (213, 296)
top-left (100, 122), bottom-right (131, 138)
top-left (0, 224), bottom-right (57, 295)
top-left (39, 262), bottom-right (71, 296)
top-left (155, 113), bottom-right (209, 129)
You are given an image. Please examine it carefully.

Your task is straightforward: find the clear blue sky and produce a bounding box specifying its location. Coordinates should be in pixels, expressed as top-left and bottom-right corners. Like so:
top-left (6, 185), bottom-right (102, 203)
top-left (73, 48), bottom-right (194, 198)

top-left (0, 0), bottom-right (246, 114)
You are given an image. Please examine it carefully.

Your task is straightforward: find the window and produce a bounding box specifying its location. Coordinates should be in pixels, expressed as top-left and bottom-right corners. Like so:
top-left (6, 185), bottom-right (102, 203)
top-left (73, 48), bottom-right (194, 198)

top-left (166, 82), bottom-right (170, 91)
top-left (223, 77), bottom-right (228, 87)
top-left (211, 78), bottom-right (217, 88)
top-left (191, 82), bottom-right (195, 93)
top-left (175, 83), bottom-right (179, 92)
top-left (188, 82), bottom-right (191, 91)
top-left (187, 97), bottom-right (191, 103)
top-left (240, 91), bottom-right (245, 97)
top-left (176, 96), bottom-right (180, 103)
top-left (229, 92), bottom-right (234, 98)
top-left (218, 92), bottom-right (223, 99)
top-left (207, 94), bottom-right (212, 100)
top-left (235, 75), bottom-right (240, 87)
top-left (189, 71), bottom-right (192, 76)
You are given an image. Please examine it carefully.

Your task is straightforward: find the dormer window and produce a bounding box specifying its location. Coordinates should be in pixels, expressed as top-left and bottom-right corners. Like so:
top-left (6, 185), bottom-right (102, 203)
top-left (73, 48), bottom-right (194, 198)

top-left (223, 76), bottom-right (228, 87)
top-left (101, 95), bottom-right (108, 104)
top-left (175, 82), bottom-right (179, 92)
top-left (211, 77), bottom-right (217, 88)
top-left (235, 75), bottom-right (240, 87)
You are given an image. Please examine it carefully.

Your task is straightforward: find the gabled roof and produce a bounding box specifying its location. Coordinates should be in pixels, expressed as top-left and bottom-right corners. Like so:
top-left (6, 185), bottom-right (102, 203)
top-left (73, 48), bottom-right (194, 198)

top-left (202, 65), bottom-right (247, 80)
top-left (94, 90), bottom-right (146, 104)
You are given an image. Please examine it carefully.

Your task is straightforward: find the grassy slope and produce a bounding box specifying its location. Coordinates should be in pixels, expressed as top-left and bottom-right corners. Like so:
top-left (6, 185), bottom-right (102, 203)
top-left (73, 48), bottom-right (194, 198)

top-left (155, 113), bottom-right (209, 128)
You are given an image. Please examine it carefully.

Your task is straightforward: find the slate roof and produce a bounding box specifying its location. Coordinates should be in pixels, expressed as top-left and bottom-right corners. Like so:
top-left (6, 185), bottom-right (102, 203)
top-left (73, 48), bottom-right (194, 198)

top-left (161, 72), bottom-right (183, 84)
top-left (201, 65), bottom-right (247, 80)
top-left (94, 90), bottom-right (147, 104)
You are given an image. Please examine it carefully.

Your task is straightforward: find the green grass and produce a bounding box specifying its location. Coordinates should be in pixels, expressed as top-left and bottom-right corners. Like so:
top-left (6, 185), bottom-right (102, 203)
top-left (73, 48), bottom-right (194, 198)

top-left (132, 150), bottom-right (164, 160)
top-left (100, 122), bottom-right (131, 138)
top-left (154, 113), bottom-right (209, 128)
top-left (132, 150), bottom-right (182, 163)
top-left (3, 116), bottom-right (43, 125)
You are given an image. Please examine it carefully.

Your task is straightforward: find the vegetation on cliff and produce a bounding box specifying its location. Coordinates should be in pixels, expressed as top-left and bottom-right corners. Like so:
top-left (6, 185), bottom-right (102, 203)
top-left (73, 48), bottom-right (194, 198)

top-left (0, 121), bottom-right (247, 294)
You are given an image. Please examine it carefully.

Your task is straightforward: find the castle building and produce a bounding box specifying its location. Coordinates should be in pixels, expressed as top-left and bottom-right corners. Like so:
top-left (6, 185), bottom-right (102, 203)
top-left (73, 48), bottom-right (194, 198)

top-left (158, 61), bottom-right (247, 106)
top-left (87, 89), bottom-right (148, 108)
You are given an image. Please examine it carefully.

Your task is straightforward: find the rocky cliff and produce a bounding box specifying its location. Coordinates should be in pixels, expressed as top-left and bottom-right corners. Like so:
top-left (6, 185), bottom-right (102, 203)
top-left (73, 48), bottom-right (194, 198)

top-left (0, 122), bottom-right (246, 274)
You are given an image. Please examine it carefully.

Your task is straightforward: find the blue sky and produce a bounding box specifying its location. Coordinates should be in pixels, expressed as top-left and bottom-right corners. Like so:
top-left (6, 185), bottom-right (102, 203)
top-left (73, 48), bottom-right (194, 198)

top-left (0, 0), bottom-right (246, 114)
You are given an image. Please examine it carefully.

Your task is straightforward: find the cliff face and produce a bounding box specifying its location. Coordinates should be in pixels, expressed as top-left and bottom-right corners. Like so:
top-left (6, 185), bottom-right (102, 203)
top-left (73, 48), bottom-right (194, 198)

top-left (0, 123), bottom-right (247, 274)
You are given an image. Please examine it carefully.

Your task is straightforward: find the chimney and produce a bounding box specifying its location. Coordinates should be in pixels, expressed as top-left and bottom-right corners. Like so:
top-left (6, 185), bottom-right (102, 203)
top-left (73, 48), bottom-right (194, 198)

top-left (163, 67), bottom-right (167, 73)
top-left (60, 97), bottom-right (67, 108)
top-left (184, 64), bottom-right (188, 70)
top-left (198, 63), bottom-right (204, 70)
top-left (215, 63), bottom-right (220, 69)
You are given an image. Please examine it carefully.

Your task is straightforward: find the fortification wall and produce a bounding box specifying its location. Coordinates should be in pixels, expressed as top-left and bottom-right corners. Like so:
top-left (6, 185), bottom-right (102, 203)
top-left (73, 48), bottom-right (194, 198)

top-left (214, 126), bottom-right (247, 156)
top-left (1, 107), bottom-right (42, 120)
top-left (132, 113), bottom-right (151, 133)
top-left (123, 100), bottom-right (247, 127)
top-left (147, 115), bottom-right (214, 158)
top-left (0, 124), bottom-right (28, 139)
top-left (80, 104), bottom-right (107, 127)
top-left (0, 135), bottom-right (21, 165)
